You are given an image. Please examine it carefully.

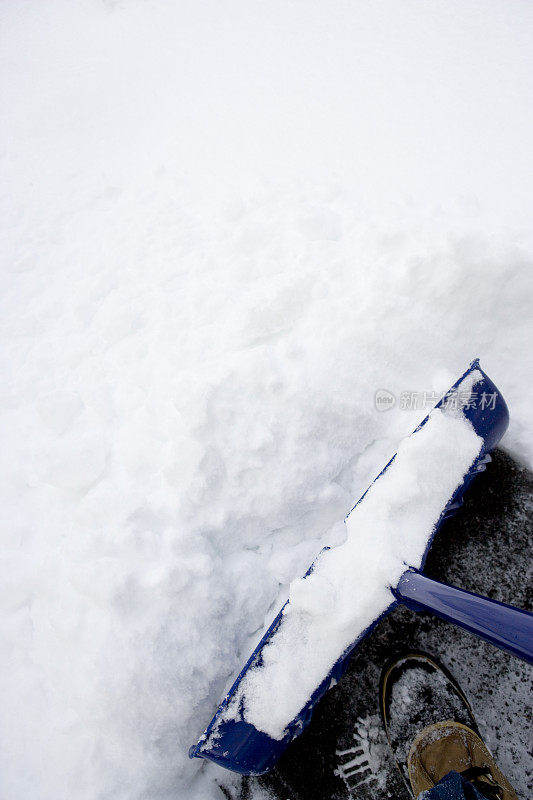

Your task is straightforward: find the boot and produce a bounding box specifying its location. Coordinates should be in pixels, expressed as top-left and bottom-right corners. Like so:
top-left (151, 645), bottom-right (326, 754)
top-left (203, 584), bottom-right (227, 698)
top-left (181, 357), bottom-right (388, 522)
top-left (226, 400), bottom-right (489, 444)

top-left (379, 651), bottom-right (517, 799)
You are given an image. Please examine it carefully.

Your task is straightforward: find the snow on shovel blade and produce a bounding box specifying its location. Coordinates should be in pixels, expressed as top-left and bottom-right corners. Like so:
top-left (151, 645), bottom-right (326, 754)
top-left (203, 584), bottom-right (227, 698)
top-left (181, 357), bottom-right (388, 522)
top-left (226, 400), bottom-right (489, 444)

top-left (189, 360), bottom-right (511, 776)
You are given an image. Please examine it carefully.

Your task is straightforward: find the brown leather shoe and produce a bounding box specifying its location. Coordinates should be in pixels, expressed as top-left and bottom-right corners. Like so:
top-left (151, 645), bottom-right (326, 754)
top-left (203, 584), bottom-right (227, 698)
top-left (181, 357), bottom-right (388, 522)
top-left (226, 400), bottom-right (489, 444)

top-left (408, 720), bottom-right (517, 800)
top-left (379, 651), bottom-right (517, 799)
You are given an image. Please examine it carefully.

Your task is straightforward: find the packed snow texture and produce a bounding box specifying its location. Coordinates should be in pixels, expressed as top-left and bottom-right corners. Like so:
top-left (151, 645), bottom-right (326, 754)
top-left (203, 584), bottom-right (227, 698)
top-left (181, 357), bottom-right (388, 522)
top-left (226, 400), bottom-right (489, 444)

top-left (1, 2), bottom-right (533, 800)
top-left (235, 406), bottom-right (481, 740)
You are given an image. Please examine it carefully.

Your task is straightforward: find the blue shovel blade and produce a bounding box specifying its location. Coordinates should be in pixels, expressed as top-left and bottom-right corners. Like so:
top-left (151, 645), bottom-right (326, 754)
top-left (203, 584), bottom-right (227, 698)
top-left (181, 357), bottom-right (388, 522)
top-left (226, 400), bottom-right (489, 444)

top-left (190, 360), bottom-right (510, 775)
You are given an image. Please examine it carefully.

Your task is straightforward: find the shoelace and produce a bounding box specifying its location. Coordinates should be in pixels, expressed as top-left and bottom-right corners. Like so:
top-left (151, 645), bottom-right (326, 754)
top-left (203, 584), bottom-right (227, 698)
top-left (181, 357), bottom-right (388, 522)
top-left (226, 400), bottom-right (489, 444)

top-left (460, 765), bottom-right (504, 800)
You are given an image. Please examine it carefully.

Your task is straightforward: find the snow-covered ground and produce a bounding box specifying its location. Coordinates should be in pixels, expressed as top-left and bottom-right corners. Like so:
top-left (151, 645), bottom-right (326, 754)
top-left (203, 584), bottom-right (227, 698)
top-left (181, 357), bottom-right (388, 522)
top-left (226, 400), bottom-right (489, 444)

top-left (1, 2), bottom-right (532, 799)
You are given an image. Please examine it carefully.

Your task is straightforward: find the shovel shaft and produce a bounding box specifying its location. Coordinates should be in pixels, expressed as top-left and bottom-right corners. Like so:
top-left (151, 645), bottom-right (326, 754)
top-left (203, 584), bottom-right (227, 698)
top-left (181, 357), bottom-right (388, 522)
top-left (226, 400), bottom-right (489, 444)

top-left (395, 570), bottom-right (533, 664)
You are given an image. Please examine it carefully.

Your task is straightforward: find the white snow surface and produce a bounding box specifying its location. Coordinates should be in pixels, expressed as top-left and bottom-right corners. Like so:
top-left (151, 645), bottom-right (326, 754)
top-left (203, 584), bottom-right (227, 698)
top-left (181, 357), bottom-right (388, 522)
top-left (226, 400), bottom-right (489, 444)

top-left (238, 407), bottom-right (482, 740)
top-left (1, 2), bottom-right (533, 799)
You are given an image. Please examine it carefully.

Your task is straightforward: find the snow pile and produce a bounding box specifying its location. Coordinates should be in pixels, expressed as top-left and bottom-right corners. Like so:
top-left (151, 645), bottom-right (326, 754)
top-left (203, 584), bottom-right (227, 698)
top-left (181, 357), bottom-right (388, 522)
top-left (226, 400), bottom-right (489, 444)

top-left (1, 2), bottom-right (533, 800)
top-left (236, 406), bottom-right (482, 740)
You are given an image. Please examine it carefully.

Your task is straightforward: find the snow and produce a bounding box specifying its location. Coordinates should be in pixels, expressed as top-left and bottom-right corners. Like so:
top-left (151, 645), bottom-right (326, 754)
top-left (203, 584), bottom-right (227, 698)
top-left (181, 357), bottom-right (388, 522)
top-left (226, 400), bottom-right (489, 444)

top-left (231, 404), bottom-right (482, 740)
top-left (1, 2), bottom-right (533, 800)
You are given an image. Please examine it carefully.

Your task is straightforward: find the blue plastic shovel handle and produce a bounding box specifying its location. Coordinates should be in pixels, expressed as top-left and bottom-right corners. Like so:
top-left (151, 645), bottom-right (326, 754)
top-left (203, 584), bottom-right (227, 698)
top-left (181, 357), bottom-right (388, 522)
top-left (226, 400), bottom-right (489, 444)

top-left (395, 570), bottom-right (533, 664)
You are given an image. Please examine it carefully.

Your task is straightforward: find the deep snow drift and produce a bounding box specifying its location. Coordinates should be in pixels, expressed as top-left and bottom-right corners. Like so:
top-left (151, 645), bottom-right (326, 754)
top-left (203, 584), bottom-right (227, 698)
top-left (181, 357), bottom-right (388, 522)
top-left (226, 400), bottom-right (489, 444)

top-left (1, 2), bottom-right (533, 800)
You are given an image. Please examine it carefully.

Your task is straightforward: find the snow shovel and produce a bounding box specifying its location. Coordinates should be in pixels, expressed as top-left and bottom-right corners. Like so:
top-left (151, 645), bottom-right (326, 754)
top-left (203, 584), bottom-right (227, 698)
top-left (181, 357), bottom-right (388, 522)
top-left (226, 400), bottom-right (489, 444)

top-left (190, 360), bottom-right (533, 776)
